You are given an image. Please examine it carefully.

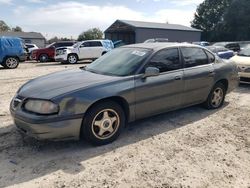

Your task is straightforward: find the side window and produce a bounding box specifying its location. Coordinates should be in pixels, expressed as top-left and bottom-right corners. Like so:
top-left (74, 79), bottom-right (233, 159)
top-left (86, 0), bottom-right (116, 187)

top-left (81, 42), bottom-right (90, 47)
top-left (181, 47), bottom-right (208, 68)
top-left (205, 50), bottom-right (215, 63)
top-left (146, 48), bottom-right (182, 73)
top-left (90, 41), bottom-right (102, 47)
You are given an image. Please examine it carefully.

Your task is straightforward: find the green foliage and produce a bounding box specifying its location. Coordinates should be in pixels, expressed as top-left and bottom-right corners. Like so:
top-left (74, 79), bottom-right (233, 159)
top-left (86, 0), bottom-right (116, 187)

top-left (0, 20), bottom-right (11, 32)
top-left (47, 37), bottom-right (73, 44)
top-left (223, 0), bottom-right (250, 41)
top-left (192, 0), bottom-right (250, 41)
top-left (77, 28), bottom-right (103, 41)
top-left (12, 26), bottom-right (22, 32)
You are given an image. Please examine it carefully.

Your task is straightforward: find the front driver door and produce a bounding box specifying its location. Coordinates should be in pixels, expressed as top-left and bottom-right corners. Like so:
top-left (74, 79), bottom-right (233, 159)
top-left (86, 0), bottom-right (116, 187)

top-left (135, 48), bottom-right (184, 120)
top-left (79, 42), bottom-right (91, 59)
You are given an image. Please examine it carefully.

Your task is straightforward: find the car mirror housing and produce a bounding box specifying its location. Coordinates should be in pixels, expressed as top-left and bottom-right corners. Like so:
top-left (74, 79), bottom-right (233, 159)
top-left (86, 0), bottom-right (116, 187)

top-left (143, 67), bottom-right (160, 78)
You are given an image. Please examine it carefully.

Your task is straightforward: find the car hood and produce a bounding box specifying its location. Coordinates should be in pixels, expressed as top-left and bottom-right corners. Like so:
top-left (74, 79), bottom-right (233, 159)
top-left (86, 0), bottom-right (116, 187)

top-left (18, 68), bottom-right (122, 99)
top-left (231, 55), bottom-right (250, 65)
top-left (57, 46), bottom-right (74, 51)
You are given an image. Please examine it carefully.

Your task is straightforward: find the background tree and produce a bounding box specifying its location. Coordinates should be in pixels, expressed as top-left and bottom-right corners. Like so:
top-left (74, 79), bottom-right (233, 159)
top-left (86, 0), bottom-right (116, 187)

top-left (12, 26), bottom-right (22, 32)
top-left (222, 0), bottom-right (250, 41)
top-left (78, 28), bottom-right (103, 41)
top-left (191, 0), bottom-right (232, 41)
top-left (0, 20), bottom-right (11, 32)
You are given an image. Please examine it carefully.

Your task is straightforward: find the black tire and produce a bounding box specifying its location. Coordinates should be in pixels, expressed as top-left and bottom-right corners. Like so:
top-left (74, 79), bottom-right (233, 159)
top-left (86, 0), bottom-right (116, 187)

top-left (3, 57), bottom-right (19, 69)
top-left (203, 82), bottom-right (226, 109)
top-left (81, 101), bottom-right (125, 145)
top-left (67, 54), bottom-right (78, 64)
top-left (102, 51), bottom-right (107, 56)
top-left (39, 54), bottom-right (49, 62)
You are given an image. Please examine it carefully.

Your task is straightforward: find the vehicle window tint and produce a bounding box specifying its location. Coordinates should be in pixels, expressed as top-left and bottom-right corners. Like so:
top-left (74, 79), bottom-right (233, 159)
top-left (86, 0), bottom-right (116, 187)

top-left (82, 42), bottom-right (90, 47)
top-left (205, 50), bottom-right (215, 63)
top-left (63, 42), bottom-right (73, 47)
top-left (181, 47), bottom-right (208, 68)
top-left (90, 41), bottom-right (102, 47)
top-left (146, 48), bottom-right (181, 73)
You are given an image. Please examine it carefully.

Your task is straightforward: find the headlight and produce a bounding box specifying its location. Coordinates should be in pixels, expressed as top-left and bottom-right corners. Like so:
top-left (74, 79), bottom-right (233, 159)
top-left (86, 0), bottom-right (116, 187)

top-left (24, 99), bottom-right (59, 115)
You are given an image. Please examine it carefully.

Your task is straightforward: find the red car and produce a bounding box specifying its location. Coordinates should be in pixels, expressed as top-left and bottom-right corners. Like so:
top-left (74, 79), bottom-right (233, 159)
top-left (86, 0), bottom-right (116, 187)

top-left (31, 41), bottom-right (75, 62)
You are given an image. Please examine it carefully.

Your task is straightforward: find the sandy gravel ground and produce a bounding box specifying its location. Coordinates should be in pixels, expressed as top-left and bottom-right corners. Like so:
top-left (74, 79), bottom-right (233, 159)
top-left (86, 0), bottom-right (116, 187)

top-left (0, 62), bottom-right (250, 188)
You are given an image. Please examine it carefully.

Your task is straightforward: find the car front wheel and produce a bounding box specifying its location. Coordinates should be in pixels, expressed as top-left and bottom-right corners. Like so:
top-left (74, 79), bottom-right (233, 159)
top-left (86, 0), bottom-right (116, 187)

top-left (204, 82), bottom-right (226, 109)
top-left (81, 101), bottom-right (125, 145)
top-left (3, 57), bottom-right (19, 69)
top-left (39, 54), bottom-right (49, 62)
top-left (67, 54), bottom-right (78, 64)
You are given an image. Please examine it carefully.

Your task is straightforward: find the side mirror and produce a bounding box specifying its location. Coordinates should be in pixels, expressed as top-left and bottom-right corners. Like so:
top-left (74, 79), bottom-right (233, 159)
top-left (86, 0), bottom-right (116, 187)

top-left (143, 67), bottom-right (160, 78)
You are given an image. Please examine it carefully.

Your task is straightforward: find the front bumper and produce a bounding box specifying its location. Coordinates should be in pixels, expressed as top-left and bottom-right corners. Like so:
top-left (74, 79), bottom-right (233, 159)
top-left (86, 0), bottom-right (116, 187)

top-left (10, 105), bottom-right (83, 141)
top-left (55, 54), bottom-right (67, 62)
top-left (239, 72), bottom-right (250, 84)
top-left (13, 116), bottom-right (83, 140)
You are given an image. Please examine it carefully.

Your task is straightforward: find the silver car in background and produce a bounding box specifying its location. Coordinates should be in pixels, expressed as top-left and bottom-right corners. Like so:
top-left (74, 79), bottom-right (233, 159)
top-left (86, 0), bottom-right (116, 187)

top-left (10, 43), bottom-right (239, 145)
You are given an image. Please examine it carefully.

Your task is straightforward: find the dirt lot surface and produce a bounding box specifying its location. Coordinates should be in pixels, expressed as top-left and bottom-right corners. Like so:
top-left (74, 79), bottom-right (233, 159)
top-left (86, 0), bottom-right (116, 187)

top-left (0, 62), bottom-right (250, 188)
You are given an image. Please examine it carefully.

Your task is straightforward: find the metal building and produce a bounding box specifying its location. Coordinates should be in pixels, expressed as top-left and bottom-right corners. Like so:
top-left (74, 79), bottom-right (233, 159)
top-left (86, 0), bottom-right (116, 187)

top-left (105, 20), bottom-right (202, 44)
top-left (0, 32), bottom-right (46, 48)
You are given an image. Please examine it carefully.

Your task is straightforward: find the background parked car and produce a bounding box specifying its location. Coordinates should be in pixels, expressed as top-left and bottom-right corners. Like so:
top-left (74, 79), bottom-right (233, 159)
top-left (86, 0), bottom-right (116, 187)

top-left (231, 47), bottom-right (250, 83)
top-left (207, 46), bottom-right (234, 59)
top-left (144, 38), bottom-right (169, 43)
top-left (113, 40), bottom-right (125, 48)
top-left (213, 42), bottom-right (241, 52)
top-left (25, 43), bottom-right (38, 60)
top-left (31, 41), bottom-right (76, 62)
top-left (0, 37), bottom-right (27, 69)
top-left (193, 41), bottom-right (210, 46)
top-left (55, 40), bottom-right (114, 64)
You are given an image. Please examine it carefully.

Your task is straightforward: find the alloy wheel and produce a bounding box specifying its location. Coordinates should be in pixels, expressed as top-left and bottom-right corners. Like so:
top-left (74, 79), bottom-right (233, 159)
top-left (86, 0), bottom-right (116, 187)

top-left (91, 109), bottom-right (120, 140)
top-left (211, 88), bottom-right (224, 108)
top-left (6, 57), bottom-right (18, 68)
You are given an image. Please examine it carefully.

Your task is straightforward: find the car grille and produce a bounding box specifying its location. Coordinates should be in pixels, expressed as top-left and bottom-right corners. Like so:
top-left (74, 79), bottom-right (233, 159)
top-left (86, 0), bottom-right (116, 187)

top-left (240, 77), bottom-right (250, 83)
top-left (12, 95), bottom-right (24, 110)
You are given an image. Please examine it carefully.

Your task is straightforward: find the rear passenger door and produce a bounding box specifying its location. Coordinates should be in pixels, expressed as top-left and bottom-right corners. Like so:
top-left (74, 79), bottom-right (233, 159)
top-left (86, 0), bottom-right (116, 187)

top-left (135, 48), bottom-right (184, 119)
top-left (181, 47), bottom-right (215, 106)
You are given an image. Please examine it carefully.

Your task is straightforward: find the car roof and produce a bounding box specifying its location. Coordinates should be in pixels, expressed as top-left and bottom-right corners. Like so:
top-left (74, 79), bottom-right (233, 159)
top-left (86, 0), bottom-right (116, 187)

top-left (122, 42), bottom-right (203, 51)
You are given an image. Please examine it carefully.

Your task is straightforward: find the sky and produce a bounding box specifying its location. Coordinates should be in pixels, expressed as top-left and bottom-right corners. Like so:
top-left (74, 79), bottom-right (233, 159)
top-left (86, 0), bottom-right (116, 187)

top-left (0, 0), bottom-right (203, 39)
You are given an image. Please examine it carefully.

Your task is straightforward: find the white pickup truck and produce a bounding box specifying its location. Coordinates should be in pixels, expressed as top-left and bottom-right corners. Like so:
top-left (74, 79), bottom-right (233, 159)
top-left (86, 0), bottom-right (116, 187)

top-left (55, 40), bottom-right (114, 64)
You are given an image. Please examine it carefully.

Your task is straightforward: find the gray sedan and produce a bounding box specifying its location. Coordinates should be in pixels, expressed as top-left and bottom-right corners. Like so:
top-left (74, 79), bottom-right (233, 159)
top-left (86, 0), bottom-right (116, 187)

top-left (10, 43), bottom-right (239, 145)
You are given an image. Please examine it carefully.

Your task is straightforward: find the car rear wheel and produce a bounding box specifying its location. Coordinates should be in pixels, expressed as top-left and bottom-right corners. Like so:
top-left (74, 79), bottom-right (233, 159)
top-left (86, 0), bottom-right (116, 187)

top-left (67, 54), bottom-right (78, 64)
top-left (81, 101), bottom-right (125, 145)
top-left (3, 57), bottom-right (19, 69)
top-left (204, 82), bottom-right (226, 109)
top-left (39, 54), bottom-right (49, 62)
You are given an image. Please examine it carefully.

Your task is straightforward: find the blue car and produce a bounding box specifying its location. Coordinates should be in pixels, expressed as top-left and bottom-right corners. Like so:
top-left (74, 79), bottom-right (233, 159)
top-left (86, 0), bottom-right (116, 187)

top-left (0, 37), bottom-right (27, 69)
top-left (207, 46), bottom-right (234, 59)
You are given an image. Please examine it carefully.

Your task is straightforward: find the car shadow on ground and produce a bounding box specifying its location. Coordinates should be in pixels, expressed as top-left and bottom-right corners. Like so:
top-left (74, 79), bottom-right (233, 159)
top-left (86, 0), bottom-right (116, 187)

top-left (236, 83), bottom-right (250, 94)
top-left (0, 103), bottom-right (229, 187)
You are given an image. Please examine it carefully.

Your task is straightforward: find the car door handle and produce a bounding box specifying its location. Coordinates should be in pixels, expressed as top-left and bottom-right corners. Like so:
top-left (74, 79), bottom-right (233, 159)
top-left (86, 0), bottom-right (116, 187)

top-left (174, 76), bottom-right (182, 80)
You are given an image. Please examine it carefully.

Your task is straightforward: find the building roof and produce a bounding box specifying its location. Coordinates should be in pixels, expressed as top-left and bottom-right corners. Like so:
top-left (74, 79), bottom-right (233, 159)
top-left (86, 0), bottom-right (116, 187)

top-left (0, 31), bottom-right (45, 39)
top-left (106, 20), bottom-right (201, 32)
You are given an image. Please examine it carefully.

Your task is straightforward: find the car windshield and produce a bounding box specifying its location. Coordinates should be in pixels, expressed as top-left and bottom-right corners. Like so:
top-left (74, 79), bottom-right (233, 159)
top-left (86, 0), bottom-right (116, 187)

top-left (73, 42), bottom-right (81, 48)
top-left (46, 42), bottom-right (55, 48)
top-left (85, 48), bottom-right (152, 76)
top-left (238, 48), bottom-right (250, 57)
